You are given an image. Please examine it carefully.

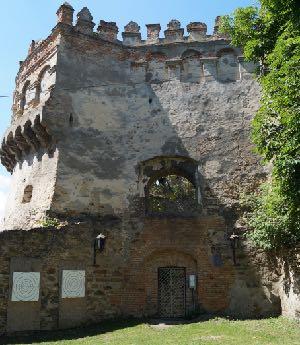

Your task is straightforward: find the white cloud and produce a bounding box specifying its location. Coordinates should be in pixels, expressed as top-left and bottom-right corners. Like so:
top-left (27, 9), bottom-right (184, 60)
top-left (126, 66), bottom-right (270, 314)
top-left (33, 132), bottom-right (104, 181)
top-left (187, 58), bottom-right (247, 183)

top-left (0, 174), bottom-right (11, 223)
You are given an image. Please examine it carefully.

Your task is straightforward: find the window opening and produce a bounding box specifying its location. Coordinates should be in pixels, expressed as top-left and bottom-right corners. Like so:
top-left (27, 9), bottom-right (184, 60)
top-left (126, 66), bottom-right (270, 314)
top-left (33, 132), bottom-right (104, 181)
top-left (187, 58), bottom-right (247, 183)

top-left (20, 81), bottom-right (30, 113)
top-left (147, 174), bottom-right (198, 215)
top-left (22, 185), bottom-right (33, 203)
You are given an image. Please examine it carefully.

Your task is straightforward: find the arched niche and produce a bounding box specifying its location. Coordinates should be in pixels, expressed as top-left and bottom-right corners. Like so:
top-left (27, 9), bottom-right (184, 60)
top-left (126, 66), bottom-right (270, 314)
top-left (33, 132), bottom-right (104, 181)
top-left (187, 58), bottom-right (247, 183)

top-left (19, 80), bottom-right (30, 114)
top-left (181, 49), bottom-right (203, 82)
top-left (145, 52), bottom-right (167, 83)
top-left (35, 65), bottom-right (50, 103)
top-left (216, 48), bottom-right (239, 82)
top-left (138, 156), bottom-right (202, 216)
top-left (181, 49), bottom-right (202, 60)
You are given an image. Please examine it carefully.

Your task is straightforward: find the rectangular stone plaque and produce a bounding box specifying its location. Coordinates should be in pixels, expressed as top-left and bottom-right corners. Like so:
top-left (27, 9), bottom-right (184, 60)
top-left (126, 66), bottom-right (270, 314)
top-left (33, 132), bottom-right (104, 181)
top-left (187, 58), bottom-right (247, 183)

top-left (11, 272), bottom-right (40, 301)
top-left (61, 270), bottom-right (85, 298)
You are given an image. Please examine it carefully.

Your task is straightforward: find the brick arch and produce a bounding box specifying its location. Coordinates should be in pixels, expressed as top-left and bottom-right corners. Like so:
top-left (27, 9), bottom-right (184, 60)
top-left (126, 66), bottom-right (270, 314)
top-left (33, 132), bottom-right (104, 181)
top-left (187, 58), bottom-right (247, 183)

top-left (138, 155), bottom-right (202, 215)
top-left (216, 47), bottom-right (237, 57)
top-left (140, 155), bottom-right (199, 186)
top-left (35, 65), bottom-right (50, 102)
top-left (181, 49), bottom-right (202, 60)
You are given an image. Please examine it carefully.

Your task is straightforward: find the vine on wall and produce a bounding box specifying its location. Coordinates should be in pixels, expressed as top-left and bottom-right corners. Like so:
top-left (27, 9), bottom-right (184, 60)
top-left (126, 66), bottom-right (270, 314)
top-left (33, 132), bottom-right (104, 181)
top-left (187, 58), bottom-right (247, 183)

top-left (220, 0), bottom-right (300, 249)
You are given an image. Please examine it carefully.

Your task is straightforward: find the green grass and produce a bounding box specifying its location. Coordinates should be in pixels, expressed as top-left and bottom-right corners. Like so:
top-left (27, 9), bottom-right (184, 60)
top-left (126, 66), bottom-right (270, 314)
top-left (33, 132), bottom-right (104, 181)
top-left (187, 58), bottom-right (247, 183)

top-left (2, 317), bottom-right (300, 345)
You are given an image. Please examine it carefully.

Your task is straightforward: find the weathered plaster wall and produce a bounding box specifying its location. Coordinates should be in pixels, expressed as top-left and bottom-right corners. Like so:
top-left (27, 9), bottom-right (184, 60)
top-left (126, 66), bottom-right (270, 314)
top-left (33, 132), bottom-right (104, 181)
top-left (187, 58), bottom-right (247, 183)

top-left (1, 34), bottom-right (58, 230)
top-left (44, 32), bottom-right (263, 220)
top-left (2, 149), bottom-right (58, 230)
top-left (278, 249), bottom-right (300, 319)
top-left (1, 22), bottom-right (262, 229)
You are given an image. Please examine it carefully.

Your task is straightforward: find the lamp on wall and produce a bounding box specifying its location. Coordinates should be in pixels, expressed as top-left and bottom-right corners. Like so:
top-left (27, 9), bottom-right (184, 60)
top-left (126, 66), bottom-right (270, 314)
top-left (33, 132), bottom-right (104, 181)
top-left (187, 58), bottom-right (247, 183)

top-left (93, 233), bottom-right (106, 265)
top-left (229, 233), bottom-right (239, 265)
top-left (189, 274), bottom-right (197, 312)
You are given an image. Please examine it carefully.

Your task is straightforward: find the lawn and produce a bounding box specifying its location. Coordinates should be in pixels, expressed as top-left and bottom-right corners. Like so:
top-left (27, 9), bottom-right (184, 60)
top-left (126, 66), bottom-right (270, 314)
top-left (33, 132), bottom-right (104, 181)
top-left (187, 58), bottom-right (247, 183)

top-left (2, 317), bottom-right (300, 345)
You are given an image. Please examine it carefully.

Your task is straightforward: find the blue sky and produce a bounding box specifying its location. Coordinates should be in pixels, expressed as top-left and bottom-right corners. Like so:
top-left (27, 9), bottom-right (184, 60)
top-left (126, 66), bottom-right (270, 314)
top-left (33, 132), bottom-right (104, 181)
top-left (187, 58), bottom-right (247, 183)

top-left (0, 0), bottom-right (256, 219)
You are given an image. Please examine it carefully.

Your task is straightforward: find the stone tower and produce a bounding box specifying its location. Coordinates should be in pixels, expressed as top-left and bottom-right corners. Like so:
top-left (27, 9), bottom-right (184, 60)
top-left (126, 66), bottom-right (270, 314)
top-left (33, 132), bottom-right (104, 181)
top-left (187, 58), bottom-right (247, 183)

top-left (1, 3), bottom-right (259, 230)
top-left (2, 3), bottom-right (298, 335)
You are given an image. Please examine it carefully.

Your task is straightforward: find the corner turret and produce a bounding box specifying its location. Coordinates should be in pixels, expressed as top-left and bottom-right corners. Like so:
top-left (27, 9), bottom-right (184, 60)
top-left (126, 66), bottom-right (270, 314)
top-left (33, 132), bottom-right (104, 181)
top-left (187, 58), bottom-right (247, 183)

top-left (56, 2), bottom-right (74, 26)
top-left (75, 7), bottom-right (95, 35)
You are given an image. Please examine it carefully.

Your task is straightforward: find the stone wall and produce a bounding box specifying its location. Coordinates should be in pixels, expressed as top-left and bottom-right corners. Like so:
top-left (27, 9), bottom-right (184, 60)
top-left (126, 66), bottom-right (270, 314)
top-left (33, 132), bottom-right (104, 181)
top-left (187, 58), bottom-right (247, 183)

top-left (1, 6), bottom-right (259, 230)
top-left (47, 27), bottom-right (261, 221)
top-left (3, 149), bottom-right (58, 230)
top-left (277, 248), bottom-right (300, 319)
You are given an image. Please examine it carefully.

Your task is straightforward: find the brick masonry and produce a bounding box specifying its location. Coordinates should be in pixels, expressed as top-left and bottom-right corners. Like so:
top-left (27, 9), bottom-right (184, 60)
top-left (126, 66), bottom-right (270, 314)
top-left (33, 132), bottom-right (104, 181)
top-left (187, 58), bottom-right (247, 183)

top-left (0, 218), bottom-right (290, 335)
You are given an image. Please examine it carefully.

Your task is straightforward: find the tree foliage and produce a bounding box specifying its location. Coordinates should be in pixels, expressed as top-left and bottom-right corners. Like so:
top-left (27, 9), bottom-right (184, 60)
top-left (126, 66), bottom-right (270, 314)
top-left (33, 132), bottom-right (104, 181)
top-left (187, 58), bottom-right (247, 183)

top-left (220, 1), bottom-right (300, 249)
top-left (147, 175), bottom-right (198, 215)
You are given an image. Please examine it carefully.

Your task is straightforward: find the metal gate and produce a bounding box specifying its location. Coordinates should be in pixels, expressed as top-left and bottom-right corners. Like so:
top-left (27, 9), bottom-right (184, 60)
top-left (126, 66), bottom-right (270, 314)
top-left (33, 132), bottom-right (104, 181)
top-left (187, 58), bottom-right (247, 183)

top-left (158, 267), bottom-right (186, 318)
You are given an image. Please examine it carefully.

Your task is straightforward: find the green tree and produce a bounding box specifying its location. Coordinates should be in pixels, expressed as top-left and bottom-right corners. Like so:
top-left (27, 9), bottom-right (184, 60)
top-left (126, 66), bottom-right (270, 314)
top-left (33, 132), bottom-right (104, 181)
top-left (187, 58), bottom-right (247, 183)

top-left (220, 0), bottom-right (300, 249)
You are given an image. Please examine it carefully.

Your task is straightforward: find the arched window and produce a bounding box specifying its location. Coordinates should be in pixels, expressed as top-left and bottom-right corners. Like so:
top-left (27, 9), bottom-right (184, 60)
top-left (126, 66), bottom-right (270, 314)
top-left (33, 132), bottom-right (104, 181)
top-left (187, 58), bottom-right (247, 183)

top-left (35, 65), bottom-right (50, 102)
top-left (181, 49), bottom-right (203, 83)
top-left (216, 48), bottom-right (239, 82)
top-left (140, 156), bottom-right (202, 216)
top-left (20, 81), bottom-right (30, 114)
top-left (148, 174), bottom-right (197, 214)
top-left (22, 185), bottom-right (33, 203)
top-left (146, 173), bottom-right (198, 216)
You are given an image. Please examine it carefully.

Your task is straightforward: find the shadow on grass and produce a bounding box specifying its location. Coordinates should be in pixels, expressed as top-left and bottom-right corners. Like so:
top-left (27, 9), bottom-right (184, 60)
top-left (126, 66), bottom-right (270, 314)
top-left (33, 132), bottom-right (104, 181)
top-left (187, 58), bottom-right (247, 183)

top-left (0, 318), bottom-right (142, 345)
top-left (0, 313), bottom-right (280, 345)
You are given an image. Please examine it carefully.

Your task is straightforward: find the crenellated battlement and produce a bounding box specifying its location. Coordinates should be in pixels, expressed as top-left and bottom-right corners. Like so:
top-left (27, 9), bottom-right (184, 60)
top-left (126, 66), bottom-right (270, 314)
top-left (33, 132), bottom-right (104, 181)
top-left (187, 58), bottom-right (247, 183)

top-left (26, 2), bottom-right (228, 58)
top-left (55, 2), bottom-right (227, 46)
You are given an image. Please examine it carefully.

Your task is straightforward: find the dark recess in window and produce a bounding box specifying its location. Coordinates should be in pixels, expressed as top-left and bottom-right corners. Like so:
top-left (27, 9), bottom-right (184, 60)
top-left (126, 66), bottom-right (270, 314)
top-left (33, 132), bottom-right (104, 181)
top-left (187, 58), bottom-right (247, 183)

top-left (22, 185), bottom-right (33, 203)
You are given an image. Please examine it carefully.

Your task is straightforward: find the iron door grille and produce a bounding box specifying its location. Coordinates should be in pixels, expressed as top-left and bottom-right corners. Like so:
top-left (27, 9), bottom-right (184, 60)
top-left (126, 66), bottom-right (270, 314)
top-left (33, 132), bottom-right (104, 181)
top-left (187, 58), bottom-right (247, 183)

top-left (158, 267), bottom-right (186, 318)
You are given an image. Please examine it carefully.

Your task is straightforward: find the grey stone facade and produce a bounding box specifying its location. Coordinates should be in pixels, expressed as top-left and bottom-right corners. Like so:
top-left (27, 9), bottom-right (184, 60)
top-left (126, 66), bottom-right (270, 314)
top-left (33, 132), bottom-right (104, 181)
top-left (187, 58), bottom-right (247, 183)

top-left (1, 4), bottom-right (259, 230)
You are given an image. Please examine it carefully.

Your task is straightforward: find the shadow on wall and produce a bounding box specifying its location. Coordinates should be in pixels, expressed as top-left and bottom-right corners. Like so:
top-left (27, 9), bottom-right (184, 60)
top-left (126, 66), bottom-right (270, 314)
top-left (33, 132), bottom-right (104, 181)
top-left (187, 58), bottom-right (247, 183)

top-left (44, 60), bottom-right (281, 318)
top-left (117, 83), bottom-right (281, 319)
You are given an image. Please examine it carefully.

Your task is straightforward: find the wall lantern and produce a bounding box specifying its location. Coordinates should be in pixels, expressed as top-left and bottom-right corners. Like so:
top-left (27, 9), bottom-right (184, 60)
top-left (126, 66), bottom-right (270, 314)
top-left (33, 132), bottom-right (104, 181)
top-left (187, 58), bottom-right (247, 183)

top-left (229, 233), bottom-right (239, 265)
top-left (189, 274), bottom-right (197, 312)
top-left (188, 274), bottom-right (196, 289)
top-left (93, 233), bottom-right (106, 265)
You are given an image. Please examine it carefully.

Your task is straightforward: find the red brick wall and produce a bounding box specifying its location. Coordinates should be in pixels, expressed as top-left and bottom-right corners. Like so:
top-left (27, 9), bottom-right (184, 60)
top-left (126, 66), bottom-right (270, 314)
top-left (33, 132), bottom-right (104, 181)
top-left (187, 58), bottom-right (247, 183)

top-left (0, 218), bottom-right (281, 335)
